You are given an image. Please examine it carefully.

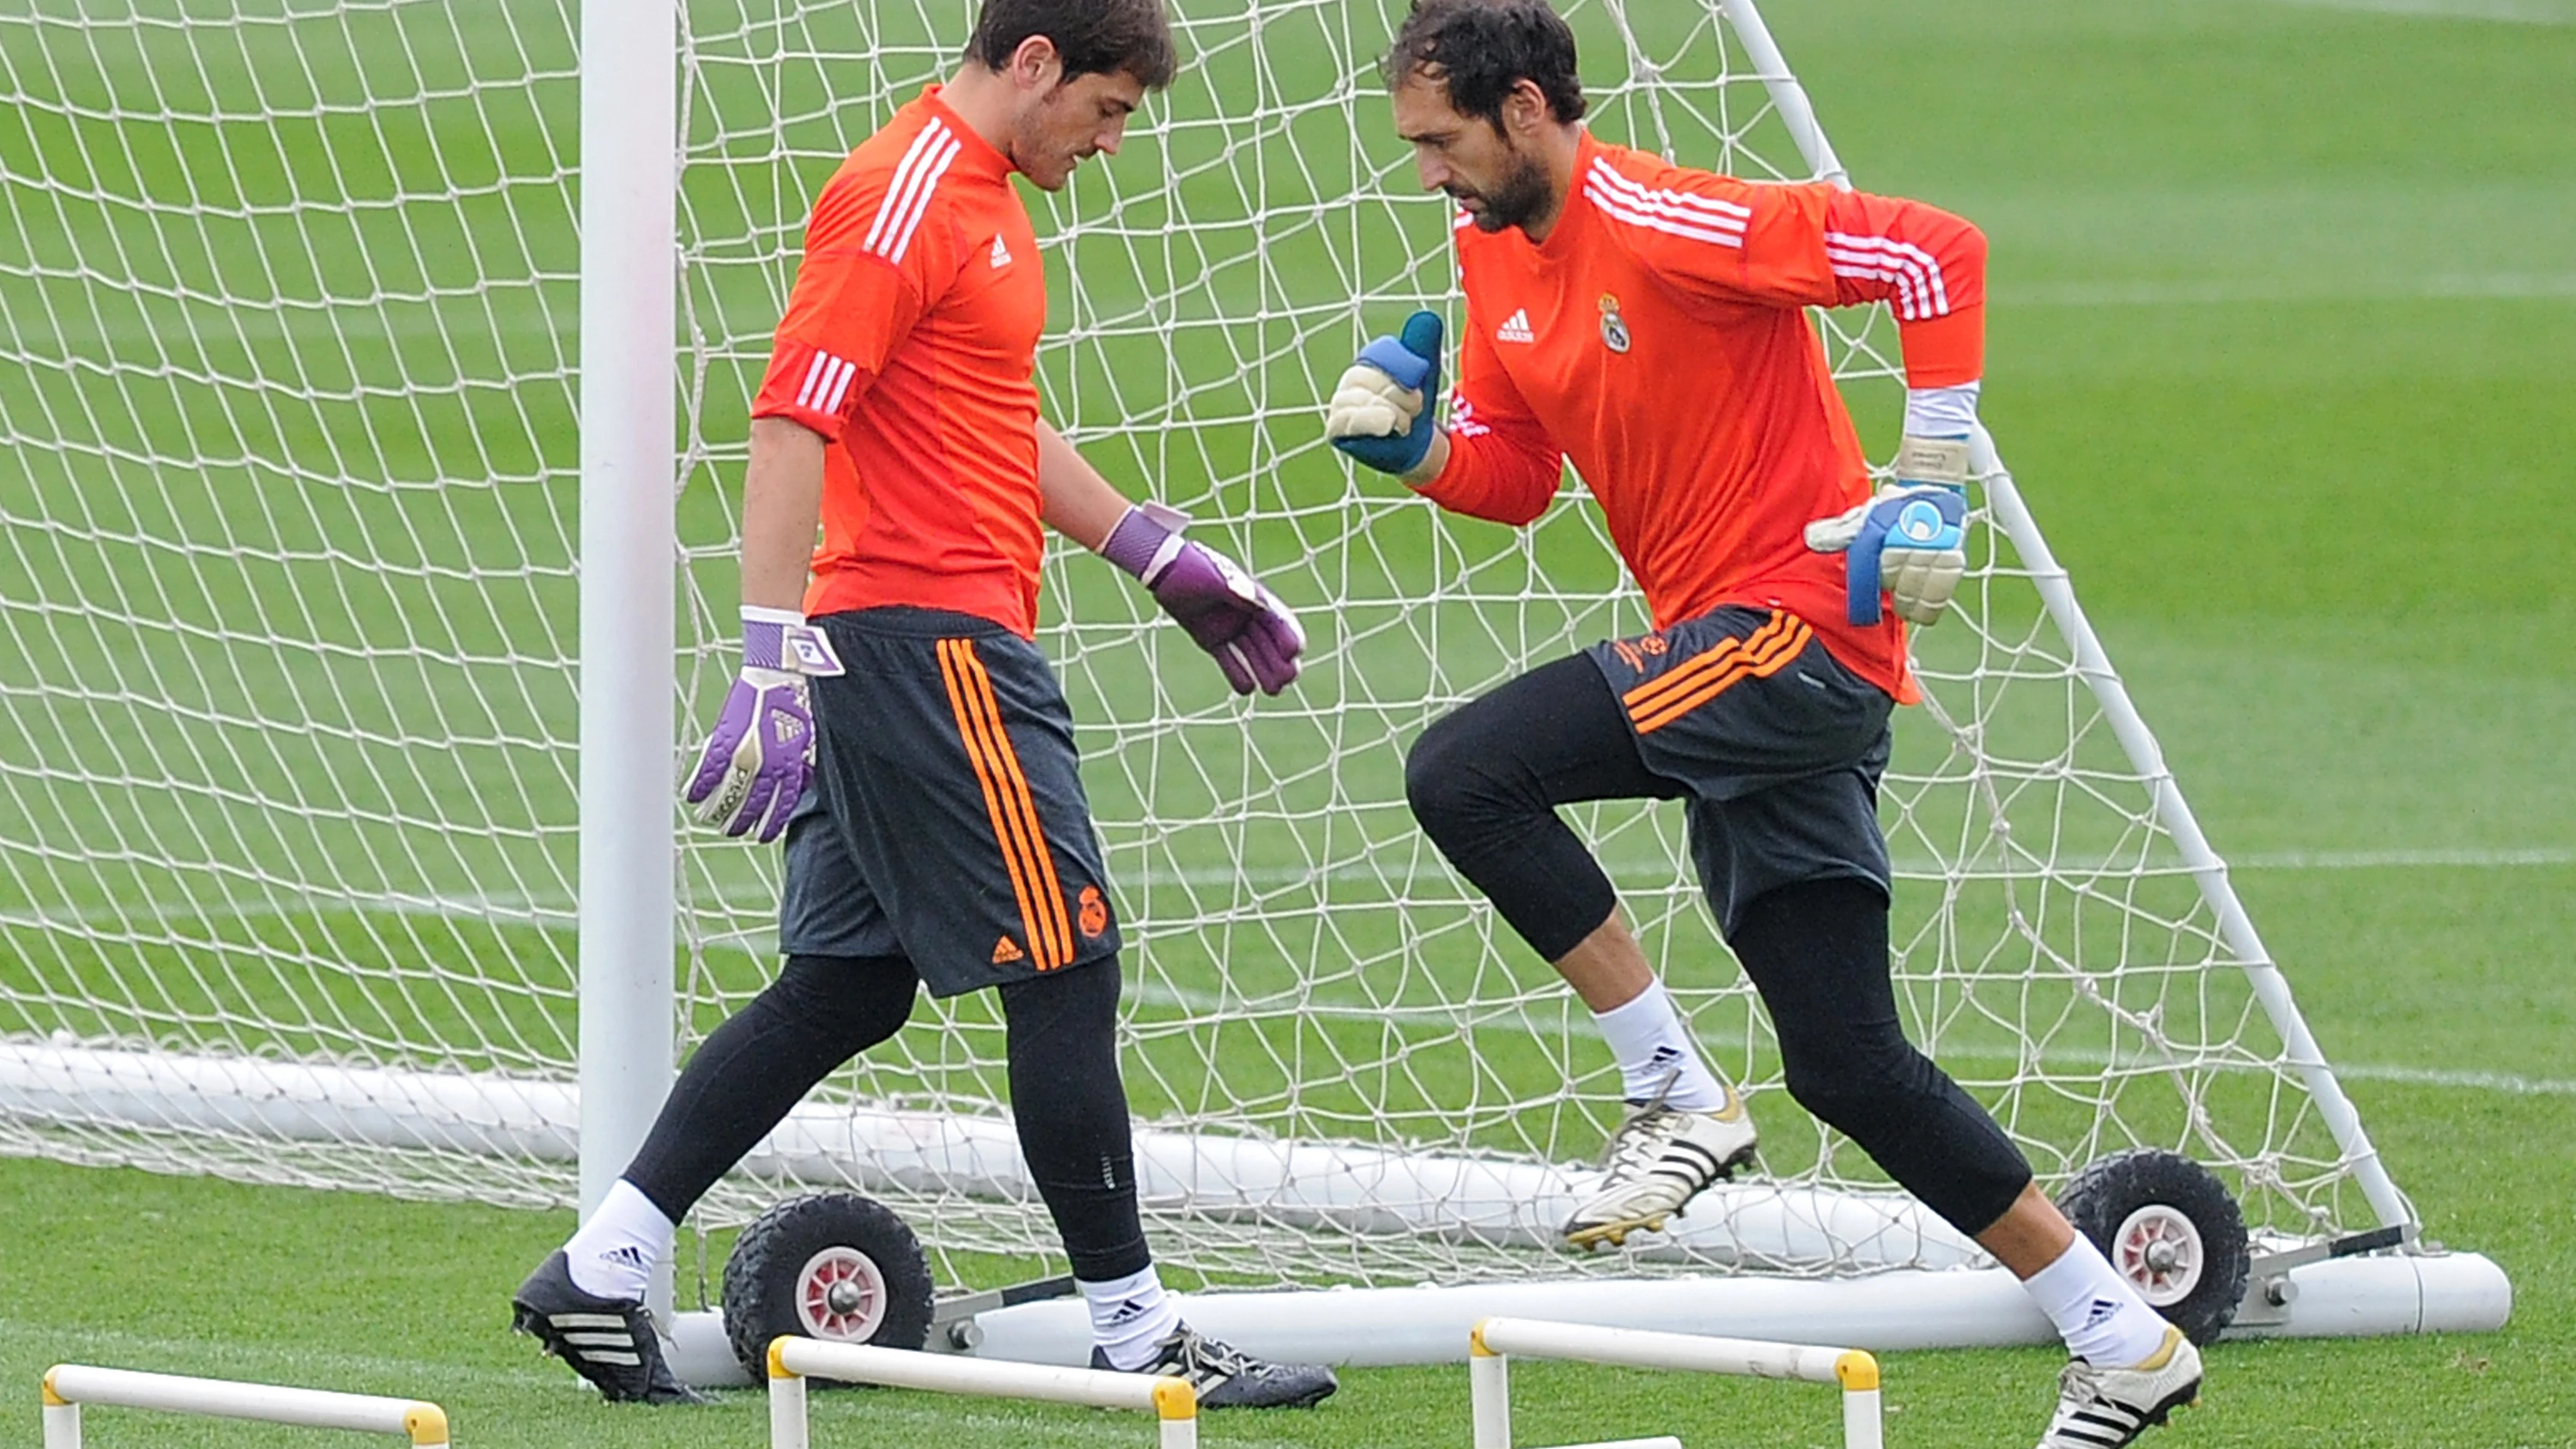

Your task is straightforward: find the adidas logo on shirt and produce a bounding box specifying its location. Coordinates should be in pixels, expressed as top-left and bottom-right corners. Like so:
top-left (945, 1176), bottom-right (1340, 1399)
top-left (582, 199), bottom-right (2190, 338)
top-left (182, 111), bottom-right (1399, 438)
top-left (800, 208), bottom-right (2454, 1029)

top-left (1496, 308), bottom-right (1535, 343)
top-left (989, 234), bottom-right (1012, 268)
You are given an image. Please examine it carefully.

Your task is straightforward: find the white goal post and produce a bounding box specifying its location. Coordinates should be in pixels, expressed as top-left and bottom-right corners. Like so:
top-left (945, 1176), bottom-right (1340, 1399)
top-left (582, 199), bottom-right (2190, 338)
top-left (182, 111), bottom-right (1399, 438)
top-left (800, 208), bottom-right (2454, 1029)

top-left (0, 0), bottom-right (2506, 1369)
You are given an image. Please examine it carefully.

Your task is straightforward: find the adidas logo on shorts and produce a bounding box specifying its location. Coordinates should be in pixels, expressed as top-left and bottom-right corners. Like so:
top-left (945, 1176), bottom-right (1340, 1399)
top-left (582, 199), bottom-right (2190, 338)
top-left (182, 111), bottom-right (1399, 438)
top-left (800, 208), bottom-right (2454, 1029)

top-left (992, 936), bottom-right (1025, 965)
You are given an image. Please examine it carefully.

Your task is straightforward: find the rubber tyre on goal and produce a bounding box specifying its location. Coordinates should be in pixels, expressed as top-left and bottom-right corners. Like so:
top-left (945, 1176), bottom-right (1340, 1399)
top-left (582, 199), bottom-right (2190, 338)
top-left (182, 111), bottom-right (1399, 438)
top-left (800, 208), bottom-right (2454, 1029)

top-left (2056, 1148), bottom-right (2252, 1347)
top-left (723, 1192), bottom-right (937, 1383)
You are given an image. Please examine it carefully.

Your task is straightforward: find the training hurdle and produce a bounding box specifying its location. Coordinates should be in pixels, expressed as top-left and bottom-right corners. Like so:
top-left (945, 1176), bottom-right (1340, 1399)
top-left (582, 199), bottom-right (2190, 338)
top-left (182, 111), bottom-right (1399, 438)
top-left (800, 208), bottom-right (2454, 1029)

top-left (766, 1336), bottom-right (1196, 1449)
top-left (42, 1365), bottom-right (449, 1448)
top-left (1469, 1317), bottom-right (1882, 1449)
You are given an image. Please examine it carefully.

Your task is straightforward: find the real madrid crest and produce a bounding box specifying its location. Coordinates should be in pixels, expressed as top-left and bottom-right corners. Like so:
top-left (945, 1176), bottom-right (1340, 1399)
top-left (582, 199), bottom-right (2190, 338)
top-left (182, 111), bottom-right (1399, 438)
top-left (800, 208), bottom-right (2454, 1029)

top-left (1598, 293), bottom-right (1631, 355)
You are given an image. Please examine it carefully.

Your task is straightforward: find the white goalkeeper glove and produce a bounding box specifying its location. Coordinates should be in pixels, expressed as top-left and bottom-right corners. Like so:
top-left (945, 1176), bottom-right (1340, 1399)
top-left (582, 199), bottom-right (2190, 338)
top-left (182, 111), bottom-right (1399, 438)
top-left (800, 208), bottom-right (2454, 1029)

top-left (1805, 434), bottom-right (1971, 628)
top-left (1326, 311), bottom-right (1445, 476)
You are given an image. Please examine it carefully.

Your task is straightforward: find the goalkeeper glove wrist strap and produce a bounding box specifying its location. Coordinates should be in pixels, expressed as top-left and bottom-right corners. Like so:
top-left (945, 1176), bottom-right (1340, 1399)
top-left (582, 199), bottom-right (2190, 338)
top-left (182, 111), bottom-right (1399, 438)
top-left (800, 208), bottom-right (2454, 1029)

top-left (1893, 434), bottom-right (1972, 491)
top-left (741, 605), bottom-right (843, 676)
top-left (1101, 501), bottom-right (1194, 586)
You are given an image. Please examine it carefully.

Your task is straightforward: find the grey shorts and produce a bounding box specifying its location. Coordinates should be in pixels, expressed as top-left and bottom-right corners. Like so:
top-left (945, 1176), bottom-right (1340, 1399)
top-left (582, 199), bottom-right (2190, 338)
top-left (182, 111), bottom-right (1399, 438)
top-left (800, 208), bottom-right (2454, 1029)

top-left (1584, 606), bottom-right (1895, 938)
top-left (779, 607), bottom-right (1121, 996)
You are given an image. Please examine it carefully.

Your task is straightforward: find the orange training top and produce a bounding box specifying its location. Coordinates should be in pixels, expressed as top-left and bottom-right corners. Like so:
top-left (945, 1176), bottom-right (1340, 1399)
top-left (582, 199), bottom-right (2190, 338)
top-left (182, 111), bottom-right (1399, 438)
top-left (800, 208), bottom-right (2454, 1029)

top-left (752, 87), bottom-right (1050, 637)
top-left (1420, 130), bottom-right (1988, 703)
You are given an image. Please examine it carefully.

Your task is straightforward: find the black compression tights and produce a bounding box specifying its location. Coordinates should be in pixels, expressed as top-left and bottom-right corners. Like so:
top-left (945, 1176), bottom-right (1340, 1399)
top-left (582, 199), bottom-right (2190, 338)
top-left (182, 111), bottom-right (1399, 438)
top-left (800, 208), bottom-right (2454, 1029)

top-left (623, 953), bottom-right (917, 1219)
top-left (1403, 656), bottom-right (2032, 1236)
top-left (623, 954), bottom-right (1151, 1282)
top-left (1404, 652), bottom-right (1682, 961)
top-left (1729, 878), bottom-right (2033, 1236)
top-left (994, 961), bottom-right (1151, 1281)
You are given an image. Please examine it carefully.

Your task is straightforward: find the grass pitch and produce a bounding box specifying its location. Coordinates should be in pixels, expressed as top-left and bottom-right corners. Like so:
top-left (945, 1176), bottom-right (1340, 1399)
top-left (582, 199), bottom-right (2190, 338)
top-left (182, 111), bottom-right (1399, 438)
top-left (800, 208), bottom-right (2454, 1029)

top-left (4, 0), bottom-right (2573, 1443)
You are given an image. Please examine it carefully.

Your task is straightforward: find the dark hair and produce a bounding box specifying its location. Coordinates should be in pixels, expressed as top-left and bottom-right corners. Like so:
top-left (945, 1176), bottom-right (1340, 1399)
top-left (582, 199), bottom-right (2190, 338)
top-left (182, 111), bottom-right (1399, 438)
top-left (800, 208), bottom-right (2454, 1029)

top-left (967, 0), bottom-right (1178, 91)
top-left (1382, 0), bottom-right (1587, 126)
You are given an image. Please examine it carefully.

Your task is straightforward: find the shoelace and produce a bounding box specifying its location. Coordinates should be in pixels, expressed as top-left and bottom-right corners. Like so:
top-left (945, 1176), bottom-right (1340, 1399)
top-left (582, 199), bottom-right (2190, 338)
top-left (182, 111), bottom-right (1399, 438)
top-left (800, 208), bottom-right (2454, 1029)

top-left (1595, 1064), bottom-right (1691, 1183)
top-left (2053, 1358), bottom-right (2107, 1411)
top-left (1165, 1330), bottom-right (1257, 1384)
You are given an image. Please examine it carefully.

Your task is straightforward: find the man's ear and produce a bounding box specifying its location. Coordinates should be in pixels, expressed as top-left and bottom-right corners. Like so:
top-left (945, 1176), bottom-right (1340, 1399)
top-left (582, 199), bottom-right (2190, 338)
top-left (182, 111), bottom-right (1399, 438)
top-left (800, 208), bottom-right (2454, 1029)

top-left (1007, 33), bottom-right (1065, 94)
top-left (1502, 77), bottom-right (1548, 139)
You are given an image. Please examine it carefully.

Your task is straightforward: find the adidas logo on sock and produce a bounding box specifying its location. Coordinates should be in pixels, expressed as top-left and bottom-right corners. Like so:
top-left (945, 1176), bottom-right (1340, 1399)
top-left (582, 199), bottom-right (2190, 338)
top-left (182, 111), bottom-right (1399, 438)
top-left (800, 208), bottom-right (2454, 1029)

top-left (1496, 308), bottom-right (1534, 343)
top-left (1108, 1296), bottom-right (1152, 1325)
top-left (2081, 1297), bottom-right (2125, 1331)
top-left (598, 1246), bottom-right (649, 1271)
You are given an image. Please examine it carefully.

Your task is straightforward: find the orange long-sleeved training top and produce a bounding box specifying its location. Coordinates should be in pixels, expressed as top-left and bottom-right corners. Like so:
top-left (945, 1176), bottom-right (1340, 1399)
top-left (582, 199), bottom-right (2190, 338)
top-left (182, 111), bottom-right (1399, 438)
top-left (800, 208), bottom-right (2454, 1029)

top-left (1419, 129), bottom-right (1987, 703)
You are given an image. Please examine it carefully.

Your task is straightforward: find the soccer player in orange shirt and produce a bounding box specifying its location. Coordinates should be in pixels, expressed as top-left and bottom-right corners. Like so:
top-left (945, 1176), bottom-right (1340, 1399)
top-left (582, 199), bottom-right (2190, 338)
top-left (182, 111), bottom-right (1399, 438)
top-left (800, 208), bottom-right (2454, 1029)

top-left (508, 0), bottom-right (1332, 1410)
top-left (1326, 3), bottom-right (2198, 1444)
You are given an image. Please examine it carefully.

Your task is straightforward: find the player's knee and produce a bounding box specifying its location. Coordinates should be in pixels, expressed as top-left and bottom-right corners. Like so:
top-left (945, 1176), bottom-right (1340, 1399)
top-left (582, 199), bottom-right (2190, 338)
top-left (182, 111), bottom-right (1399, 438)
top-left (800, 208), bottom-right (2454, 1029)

top-left (1402, 712), bottom-right (1469, 832)
top-left (775, 953), bottom-right (918, 1057)
top-left (1779, 1062), bottom-right (1870, 1138)
top-left (1777, 1033), bottom-right (1930, 1140)
top-left (997, 952), bottom-right (1123, 1044)
top-left (1405, 709), bottom-right (1516, 850)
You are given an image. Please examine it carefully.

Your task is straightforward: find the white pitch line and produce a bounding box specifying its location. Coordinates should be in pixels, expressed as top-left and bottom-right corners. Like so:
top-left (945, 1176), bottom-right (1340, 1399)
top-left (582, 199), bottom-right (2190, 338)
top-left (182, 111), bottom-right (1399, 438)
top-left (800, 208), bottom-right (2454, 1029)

top-left (2230, 846), bottom-right (2575, 870)
top-left (6, 912), bottom-right (2563, 1098)
top-left (0, 893), bottom-right (574, 934)
top-left (10, 855), bottom-right (2571, 1102)
top-left (1111, 845), bottom-right (2576, 889)
top-left (1123, 982), bottom-right (2576, 1096)
top-left (3, 845), bottom-right (2563, 931)
top-left (2256, 0), bottom-right (2576, 22)
top-left (2004, 273), bottom-right (2576, 306)
top-left (2326, 1064), bottom-right (2576, 1096)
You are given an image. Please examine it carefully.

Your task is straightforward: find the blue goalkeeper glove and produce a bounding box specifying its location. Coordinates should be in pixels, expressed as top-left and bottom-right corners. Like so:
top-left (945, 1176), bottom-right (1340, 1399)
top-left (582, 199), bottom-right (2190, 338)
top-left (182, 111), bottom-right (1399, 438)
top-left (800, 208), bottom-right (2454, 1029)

top-left (1804, 435), bottom-right (1971, 627)
top-left (1324, 310), bottom-right (1445, 476)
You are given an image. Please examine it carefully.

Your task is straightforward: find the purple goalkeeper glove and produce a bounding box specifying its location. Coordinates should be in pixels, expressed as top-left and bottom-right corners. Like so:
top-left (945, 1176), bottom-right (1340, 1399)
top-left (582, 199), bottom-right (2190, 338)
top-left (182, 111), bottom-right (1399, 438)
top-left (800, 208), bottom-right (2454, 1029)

top-left (681, 606), bottom-right (845, 842)
top-left (1102, 503), bottom-right (1305, 696)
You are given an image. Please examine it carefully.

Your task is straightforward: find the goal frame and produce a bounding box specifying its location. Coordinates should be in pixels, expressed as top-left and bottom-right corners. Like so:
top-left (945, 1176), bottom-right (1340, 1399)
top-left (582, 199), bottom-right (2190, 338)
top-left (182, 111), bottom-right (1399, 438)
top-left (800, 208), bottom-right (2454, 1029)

top-left (567, 0), bottom-right (2450, 1362)
top-left (566, 0), bottom-right (2480, 1373)
top-left (580, 0), bottom-right (682, 1323)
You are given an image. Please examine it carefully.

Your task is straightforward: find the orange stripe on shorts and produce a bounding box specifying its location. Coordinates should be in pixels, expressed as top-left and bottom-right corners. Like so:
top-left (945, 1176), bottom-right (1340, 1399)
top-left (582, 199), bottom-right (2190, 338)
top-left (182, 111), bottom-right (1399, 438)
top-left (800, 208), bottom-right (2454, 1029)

top-left (1620, 611), bottom-right (1795, 718)
top-left (1624, 613), bottom-right (1813, 735)
top-left (935, 639), bottom-right (1064, 970)
top-left (939, 639), bottom-right (1074, 969)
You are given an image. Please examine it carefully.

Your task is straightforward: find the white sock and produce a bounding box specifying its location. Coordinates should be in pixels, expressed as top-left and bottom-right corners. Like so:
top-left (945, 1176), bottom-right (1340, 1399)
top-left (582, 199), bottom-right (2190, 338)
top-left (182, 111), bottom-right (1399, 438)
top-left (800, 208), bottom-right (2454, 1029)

top-left (1591, 981), bottom-right (1730, 1112)
top-left (562, 1179), bottom-right (675, 1302)
top-left (2021, 1235), bottom-right (2173, 1367)
top-left (1082, 1265), bottom-right (1182, 1371)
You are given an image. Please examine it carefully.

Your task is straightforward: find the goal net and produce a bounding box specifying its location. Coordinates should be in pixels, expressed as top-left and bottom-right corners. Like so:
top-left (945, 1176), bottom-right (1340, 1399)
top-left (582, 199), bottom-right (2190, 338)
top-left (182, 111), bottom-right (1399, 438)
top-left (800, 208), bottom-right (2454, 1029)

top-left (1, 0), bottom-right (2406, 1298)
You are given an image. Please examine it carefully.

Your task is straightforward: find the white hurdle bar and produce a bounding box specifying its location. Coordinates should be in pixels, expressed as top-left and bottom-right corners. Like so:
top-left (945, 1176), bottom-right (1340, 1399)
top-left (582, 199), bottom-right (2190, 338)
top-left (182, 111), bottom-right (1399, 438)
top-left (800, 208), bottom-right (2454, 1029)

top-left (42, 1365), bottom-right (449, 1448)
top-left (1470, 1317), bottom-right (1882, 1449)
top-left (766, 1336), bottom-right (1196, 1449)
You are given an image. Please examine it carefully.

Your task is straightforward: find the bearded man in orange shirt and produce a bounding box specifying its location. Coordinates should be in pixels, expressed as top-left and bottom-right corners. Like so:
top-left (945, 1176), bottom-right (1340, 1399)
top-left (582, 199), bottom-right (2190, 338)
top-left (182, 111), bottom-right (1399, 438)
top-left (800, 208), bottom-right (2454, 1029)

top-left (508, 0), bottom-right (1331, 1411)
top-left (1327, 4), bottom-right (2200, 1445)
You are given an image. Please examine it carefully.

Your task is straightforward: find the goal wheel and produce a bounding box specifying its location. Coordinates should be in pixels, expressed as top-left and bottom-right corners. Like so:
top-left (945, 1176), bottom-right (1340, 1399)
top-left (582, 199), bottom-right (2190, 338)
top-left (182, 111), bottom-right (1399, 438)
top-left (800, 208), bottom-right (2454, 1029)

top-left (722, 1192), bottom-right (936, 1383)
top-left (2056, 1149), bottom-right (2251, 1346)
